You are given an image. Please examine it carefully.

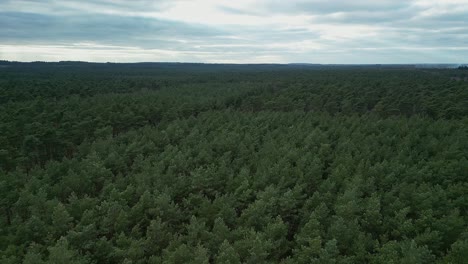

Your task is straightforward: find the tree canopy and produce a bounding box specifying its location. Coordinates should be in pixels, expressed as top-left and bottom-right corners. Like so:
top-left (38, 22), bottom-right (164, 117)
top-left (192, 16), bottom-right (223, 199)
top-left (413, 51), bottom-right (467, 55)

top-left (0, 63), bottom-right (467, 263)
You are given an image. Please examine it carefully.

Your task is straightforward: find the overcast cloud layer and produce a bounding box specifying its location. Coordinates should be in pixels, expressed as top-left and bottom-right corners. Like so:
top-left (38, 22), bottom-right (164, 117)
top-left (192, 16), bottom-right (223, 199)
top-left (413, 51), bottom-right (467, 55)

top-left (1, 0), bottom-right (467, 63)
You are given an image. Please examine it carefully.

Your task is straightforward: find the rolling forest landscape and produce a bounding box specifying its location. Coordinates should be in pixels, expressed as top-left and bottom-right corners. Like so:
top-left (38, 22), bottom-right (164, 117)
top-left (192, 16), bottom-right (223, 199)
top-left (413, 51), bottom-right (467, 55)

top-left (0, 62), bottom-right (467, 263)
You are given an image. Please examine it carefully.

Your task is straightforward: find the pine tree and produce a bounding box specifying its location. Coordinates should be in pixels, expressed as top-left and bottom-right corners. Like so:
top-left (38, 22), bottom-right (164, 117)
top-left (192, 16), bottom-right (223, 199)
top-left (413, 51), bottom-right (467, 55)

top-left (216, 240), bottom-right (241, 264)
top-left (47, 237), bottom-right (88, 264)
top-left (51, 202), bottom-right (73, 237)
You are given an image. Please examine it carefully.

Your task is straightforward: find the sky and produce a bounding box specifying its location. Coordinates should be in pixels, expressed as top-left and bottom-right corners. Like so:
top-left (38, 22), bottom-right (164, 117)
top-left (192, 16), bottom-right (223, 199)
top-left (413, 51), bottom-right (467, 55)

top-left (0, 0), bottom-right (467, 64)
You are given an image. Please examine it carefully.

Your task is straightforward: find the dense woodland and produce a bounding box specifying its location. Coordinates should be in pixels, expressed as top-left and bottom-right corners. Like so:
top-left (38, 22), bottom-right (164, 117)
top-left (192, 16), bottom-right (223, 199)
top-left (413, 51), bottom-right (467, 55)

top-left (0, 62), bottom-right (467, 263)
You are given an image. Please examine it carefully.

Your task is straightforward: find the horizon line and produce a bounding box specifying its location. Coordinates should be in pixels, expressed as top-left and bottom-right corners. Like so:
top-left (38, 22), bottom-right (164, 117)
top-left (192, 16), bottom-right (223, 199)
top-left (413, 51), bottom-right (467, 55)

top-left (1, 60), bottom-right (466, 66)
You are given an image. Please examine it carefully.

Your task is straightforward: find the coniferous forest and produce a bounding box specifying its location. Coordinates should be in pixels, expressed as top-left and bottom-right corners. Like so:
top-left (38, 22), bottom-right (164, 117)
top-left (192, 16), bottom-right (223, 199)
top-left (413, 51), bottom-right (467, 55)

top-left (0, 62), bottom-right (467, 263)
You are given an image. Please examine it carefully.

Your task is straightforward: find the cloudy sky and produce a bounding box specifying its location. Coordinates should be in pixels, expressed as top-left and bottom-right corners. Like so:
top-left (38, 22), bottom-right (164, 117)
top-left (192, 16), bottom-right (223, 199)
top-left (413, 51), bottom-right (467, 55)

top-left (0, 0), bottom-right (467, 63)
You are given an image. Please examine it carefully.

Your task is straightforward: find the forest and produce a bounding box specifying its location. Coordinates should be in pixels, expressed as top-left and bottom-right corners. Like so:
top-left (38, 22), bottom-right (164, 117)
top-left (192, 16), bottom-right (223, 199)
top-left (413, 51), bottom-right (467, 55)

top-left (0, 62), bottom-right (467, 263)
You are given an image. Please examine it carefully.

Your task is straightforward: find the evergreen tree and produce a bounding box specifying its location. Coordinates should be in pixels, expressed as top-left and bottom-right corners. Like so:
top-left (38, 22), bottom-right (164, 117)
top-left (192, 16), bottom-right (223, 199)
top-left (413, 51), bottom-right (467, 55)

top-left (216, 240), bottom-right (241, 264)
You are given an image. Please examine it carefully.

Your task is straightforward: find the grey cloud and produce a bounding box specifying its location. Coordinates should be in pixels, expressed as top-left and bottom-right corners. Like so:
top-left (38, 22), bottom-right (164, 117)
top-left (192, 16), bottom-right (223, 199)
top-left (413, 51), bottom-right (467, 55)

top-left (261, 0), bottom-right (409, 15)
top-left (222, 0), bottom-right (467, 30)
top-left (0, 0), bottom-right (175, 14)
top-left (76, 0), bottom-right (174, 11)
top-left (0, 11), bottom-right (225, 49)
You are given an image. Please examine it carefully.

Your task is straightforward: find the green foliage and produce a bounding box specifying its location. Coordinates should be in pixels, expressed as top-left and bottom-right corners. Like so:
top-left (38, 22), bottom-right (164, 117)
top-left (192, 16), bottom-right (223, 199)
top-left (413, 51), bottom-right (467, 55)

top-left (47, 237), bottom-right (89, 264)
top-left (216, 240), bottom-right (241, 264)
top-left (0, 63), bottom-right (466, 263)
